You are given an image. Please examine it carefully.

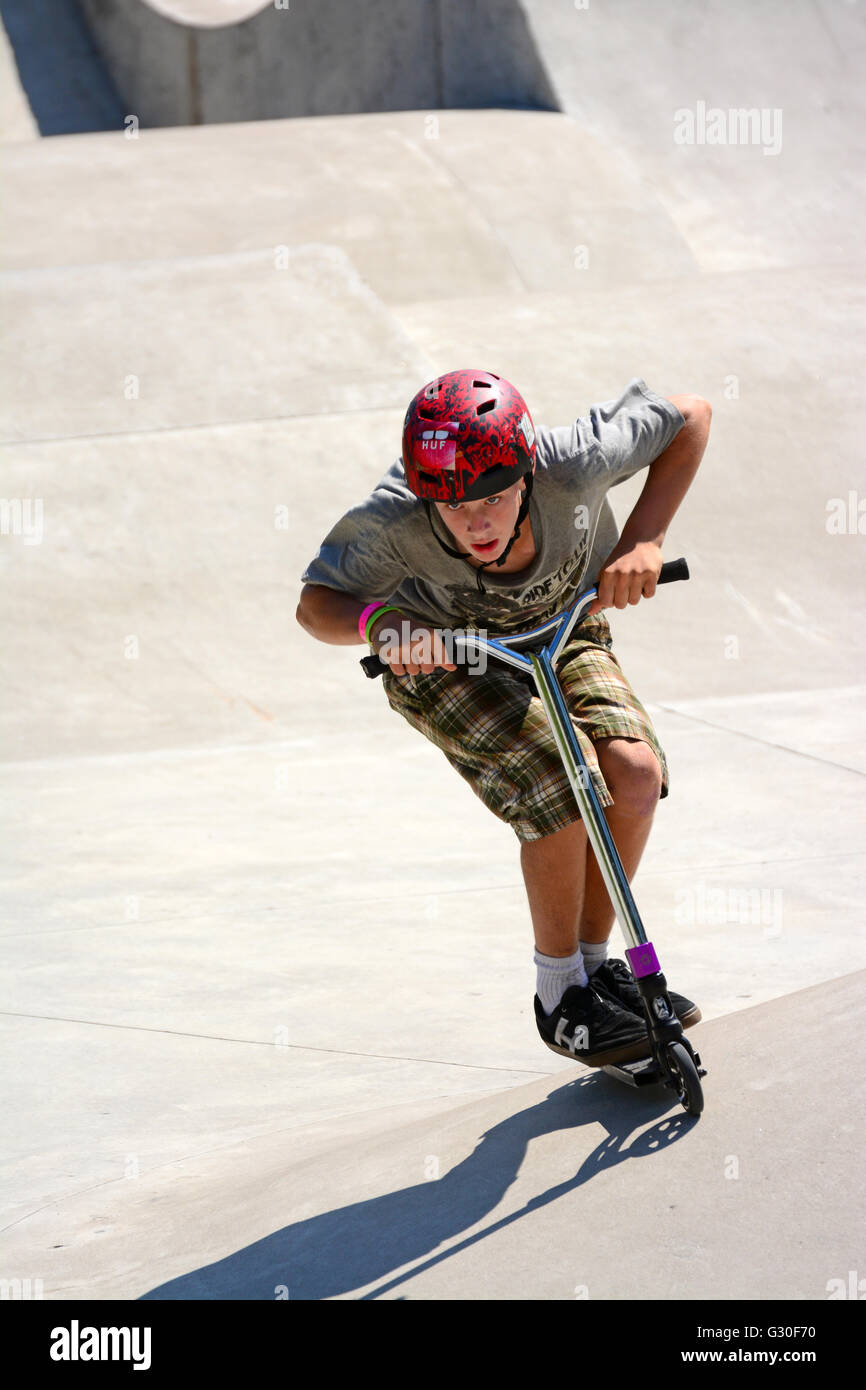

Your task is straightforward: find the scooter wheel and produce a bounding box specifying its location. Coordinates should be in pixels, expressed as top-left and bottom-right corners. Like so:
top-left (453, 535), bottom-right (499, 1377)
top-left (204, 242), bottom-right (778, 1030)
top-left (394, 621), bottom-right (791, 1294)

top-left (667, 1041), bottom-right (704, 1116)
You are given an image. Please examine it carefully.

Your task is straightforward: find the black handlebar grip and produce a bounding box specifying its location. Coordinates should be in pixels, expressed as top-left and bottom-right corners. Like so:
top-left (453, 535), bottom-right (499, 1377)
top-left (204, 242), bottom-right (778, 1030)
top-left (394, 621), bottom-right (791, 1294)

top-left (361, 652), bottom-right (388, 679)
top-left (360, 557), bottom-right (689, 678)
top-left (657, 557), bottom-right (690, 584)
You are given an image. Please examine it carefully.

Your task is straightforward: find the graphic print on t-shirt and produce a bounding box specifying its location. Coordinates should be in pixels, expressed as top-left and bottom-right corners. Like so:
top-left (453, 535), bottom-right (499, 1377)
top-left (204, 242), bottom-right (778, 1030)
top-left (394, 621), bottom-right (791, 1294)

top-left (444, 538), bottom-right (589, 632)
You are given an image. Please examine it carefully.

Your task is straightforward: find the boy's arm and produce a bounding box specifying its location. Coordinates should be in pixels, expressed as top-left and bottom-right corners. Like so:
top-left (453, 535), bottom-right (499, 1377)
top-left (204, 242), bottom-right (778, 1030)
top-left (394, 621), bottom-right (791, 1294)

top-left (296, 584), bottom-right (399, 646)
top-left (296, 584), bottom-right (456, 673)
top-left (588, 394), bottom-right (711, 613)
top-left (297, 583), bottom-right (366, 645)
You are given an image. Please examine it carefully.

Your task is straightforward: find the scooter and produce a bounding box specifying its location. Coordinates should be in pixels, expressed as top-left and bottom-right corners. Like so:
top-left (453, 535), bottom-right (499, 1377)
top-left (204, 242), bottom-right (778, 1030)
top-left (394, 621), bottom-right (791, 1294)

top-left (361, 558), bottom-right (706, 1116)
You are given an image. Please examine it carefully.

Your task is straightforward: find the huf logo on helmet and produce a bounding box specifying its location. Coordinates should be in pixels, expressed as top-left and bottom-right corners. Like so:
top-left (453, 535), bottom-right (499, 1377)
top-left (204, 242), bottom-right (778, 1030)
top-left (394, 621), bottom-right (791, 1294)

top-left (420, 428), bottom-right (456, 457)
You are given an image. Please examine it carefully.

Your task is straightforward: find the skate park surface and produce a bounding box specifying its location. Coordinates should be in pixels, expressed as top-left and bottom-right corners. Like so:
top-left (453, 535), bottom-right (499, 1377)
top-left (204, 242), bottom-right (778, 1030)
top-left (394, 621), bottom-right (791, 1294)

top-left (1, 1), bottom-right (864, 1301)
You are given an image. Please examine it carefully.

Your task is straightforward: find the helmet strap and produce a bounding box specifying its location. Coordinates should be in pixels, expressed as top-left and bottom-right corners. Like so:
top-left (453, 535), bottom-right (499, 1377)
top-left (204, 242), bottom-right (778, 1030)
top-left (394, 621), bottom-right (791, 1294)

top-left (423, 501), bottom-right (470, 561)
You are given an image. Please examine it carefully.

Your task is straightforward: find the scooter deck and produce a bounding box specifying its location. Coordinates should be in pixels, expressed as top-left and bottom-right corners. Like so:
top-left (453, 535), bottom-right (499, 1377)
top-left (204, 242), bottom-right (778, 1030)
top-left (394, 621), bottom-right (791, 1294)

top-left (601, 1056), bottom-right (663, 1087)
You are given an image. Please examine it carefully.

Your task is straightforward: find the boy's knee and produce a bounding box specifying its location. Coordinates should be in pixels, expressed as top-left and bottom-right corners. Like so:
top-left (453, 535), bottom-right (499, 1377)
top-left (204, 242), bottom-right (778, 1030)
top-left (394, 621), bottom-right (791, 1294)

top-left (596, 737), bottom-right (662, 815)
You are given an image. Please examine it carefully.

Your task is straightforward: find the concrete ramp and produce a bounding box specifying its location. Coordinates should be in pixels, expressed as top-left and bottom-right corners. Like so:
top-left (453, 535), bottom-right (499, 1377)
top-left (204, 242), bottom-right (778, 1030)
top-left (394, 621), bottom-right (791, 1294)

top-left (1, 3), bottom-right (864, 1303)
top-left (3, 973), bottom-right (862, 1300)
top-left (520, 0), bottom-right (866, 274)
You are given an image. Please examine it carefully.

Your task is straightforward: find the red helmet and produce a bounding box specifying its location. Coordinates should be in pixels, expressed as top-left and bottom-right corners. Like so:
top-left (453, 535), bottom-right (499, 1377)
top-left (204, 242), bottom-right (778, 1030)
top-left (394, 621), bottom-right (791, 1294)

top-left (402, 369), bottom-right (536, 503)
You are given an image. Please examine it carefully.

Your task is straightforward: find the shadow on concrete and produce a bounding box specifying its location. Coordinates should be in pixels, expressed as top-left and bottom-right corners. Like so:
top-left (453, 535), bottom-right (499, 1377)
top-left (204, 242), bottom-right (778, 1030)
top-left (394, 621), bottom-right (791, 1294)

top-left (0, 0), bottom-right (125, 135)
top-left (140, 1072), bottom-right (696, 1300)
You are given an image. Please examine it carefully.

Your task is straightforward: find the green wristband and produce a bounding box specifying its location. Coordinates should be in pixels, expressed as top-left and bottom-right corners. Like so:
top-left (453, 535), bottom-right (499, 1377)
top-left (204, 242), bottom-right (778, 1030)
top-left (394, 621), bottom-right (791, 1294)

top-left (365, 605), bottom-right (404, 647)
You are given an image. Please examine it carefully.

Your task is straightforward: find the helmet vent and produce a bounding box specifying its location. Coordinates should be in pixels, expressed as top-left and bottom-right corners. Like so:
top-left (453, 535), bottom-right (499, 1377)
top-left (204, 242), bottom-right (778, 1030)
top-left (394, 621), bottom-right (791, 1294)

top-left (476, 399), bottom-right (495, 414)
top-left (472, 379), bottom-right (489, 388)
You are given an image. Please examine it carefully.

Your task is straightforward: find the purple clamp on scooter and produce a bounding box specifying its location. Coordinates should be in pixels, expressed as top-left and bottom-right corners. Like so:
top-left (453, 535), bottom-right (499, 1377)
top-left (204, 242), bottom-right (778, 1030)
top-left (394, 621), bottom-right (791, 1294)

top-left (361, 557), bottom-right (706, 1116)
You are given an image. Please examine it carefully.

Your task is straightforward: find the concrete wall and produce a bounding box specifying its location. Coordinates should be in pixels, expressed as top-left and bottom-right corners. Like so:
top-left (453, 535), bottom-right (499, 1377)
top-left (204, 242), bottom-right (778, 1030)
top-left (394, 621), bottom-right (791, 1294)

top-left (77, 0), bottom-right (558, 128)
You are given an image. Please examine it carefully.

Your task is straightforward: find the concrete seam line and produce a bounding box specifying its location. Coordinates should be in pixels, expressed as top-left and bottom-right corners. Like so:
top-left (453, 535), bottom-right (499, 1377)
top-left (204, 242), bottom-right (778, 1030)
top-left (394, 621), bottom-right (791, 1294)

top-left (0, 1011), bottom-right (551, 1075)
top-left (655, 703), bottom-right (866, 778)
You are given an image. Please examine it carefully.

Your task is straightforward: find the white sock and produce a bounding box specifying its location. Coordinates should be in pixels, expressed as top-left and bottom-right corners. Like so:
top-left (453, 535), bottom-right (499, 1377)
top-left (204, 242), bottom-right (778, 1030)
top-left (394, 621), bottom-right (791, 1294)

top-left (534, 946), bottom-right (588, 1016)
top-left (579, 938), bottom-right (609, 977)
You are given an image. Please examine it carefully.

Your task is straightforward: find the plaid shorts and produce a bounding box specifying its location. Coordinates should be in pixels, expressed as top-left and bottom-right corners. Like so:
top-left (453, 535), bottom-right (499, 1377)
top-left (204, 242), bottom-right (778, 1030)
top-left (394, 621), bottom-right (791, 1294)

top-left (380, 611), bottom-right (669, 843)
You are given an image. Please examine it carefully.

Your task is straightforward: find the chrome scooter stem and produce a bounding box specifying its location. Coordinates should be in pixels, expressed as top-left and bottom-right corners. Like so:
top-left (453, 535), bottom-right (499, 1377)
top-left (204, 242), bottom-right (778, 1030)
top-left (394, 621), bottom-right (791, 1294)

top-left (447, 586), bottom-right (647, 952)
top-left (527, 642), bottom-right (648, 950)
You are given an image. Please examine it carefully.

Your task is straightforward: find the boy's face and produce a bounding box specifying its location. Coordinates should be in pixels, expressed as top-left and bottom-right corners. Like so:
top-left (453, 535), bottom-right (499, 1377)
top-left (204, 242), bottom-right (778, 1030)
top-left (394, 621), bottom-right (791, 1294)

top-left (432, 464), bottom-right (533, 562)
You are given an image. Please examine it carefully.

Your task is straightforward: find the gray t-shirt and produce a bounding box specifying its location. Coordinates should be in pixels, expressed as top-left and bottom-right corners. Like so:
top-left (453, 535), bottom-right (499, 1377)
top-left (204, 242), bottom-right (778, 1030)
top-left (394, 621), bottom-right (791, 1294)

top-left (300, 378), bottom-right (685, 637)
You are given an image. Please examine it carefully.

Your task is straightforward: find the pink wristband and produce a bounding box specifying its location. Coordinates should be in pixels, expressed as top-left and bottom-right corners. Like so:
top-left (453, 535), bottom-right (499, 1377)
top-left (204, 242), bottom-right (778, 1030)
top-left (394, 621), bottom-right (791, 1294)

top-left (358, 602), bottom-right (386, 640)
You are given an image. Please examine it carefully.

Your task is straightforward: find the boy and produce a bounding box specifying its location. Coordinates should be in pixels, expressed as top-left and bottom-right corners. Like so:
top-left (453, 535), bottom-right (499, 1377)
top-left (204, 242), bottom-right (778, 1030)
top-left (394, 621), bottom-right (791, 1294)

top-left (297, 369), bottom-right (711, 1066)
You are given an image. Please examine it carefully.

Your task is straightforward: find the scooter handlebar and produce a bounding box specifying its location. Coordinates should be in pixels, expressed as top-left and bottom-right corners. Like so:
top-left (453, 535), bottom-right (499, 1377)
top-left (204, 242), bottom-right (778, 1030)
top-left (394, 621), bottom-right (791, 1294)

top-left (360, 556), bottom-right (689, 679)
top-left (656, 556), bottom-right (689, 585)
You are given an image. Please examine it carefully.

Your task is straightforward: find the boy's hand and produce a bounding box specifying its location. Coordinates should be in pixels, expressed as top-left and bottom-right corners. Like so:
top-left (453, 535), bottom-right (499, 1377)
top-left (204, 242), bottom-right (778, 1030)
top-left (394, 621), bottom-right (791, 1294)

top-left (587, 542), bottom-right (664, 615)
top-left (372, 614), bottom-right (458, 675)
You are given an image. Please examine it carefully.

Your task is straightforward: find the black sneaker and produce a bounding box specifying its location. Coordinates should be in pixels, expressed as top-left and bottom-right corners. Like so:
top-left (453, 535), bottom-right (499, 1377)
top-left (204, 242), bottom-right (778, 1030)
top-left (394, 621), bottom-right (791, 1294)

top-left (534, 982), bottom-right (653, 1067)
top-left (591, 958), bottom-right (701, 1029)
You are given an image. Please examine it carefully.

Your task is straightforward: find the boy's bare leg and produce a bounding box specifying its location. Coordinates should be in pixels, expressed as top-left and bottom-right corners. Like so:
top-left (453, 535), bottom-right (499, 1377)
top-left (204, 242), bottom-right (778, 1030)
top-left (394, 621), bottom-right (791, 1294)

top-left (580, 736), bottom-right (662, 943)
top-left (519, 737), bottom-right (661, 955)
top-left (578, 803), bottom-right (655, 943)
top-left (520, 819), bottom-right (588, 957)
